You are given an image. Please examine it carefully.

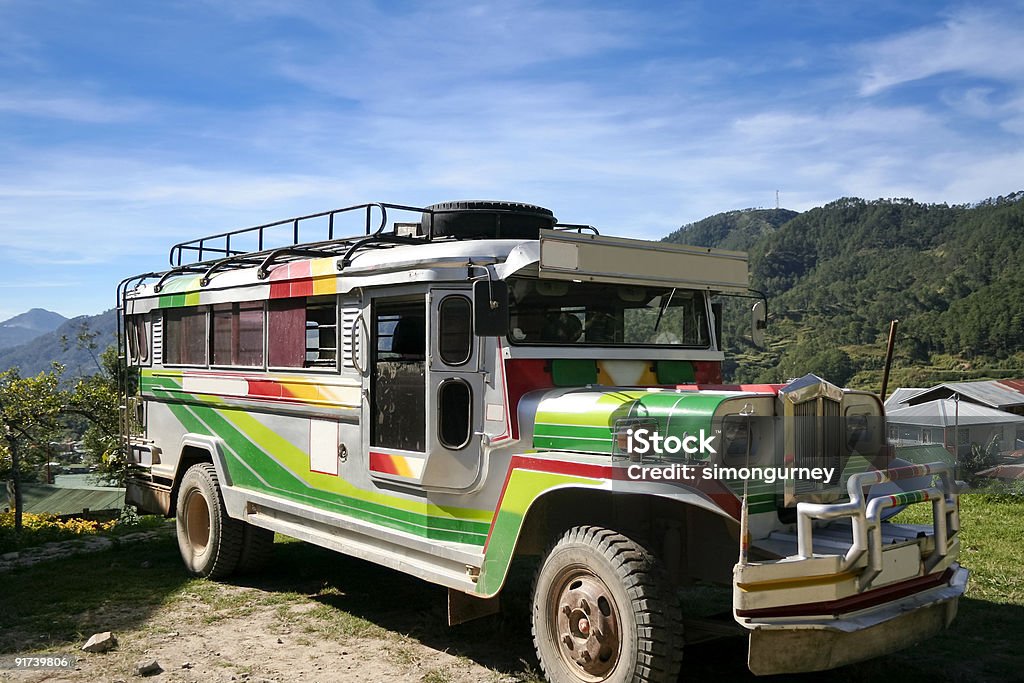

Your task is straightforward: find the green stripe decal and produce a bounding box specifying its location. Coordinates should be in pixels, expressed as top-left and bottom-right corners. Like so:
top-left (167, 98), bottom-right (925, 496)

top-left (158, 275), bottom-right (202, 308)
top-left (477, 466), bottom-right (604, 596)
top-left (151, 389), bottom-right (491, 544)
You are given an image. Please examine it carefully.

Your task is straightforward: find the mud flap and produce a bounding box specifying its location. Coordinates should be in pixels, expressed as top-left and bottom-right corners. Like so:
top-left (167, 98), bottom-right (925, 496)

top-left (447, 589), bottom-right (500, 626)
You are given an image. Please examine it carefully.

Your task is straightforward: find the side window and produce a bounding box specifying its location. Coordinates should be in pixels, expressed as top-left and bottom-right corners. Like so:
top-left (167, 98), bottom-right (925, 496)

top-left (268, 297), bottom-right (337, 369)
top-left (438, 296), bottom-right (472, 365)
top-left (306, 300), bottom-right (337, 367)
top-left (127, 315), bottom-right (149, 365)
top-left (163, 307), bottom-right (207, 366)
top-left (438, 379), bottom-right (472, 449)
top-left (211, 302), bottom-right (264, 367)
top-left (376, 301), bottom-right (425, 360)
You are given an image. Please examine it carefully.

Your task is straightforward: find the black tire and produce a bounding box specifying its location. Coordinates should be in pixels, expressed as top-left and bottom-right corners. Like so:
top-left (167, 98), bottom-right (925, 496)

top-left (531, 526), bottom-right (683, 683)
top-left (175, 463), bottom-right (244, 579)
top-left (236, 524), bottom-right (275, 574)
top-left (422, 200), bottom-right (556, 239)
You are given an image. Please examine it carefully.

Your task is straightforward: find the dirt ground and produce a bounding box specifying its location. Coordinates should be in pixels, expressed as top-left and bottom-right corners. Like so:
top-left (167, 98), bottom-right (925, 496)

top-left (0, 533), bottom-right (544, 683)
top-left (4, 596), bottom-right (503, 682)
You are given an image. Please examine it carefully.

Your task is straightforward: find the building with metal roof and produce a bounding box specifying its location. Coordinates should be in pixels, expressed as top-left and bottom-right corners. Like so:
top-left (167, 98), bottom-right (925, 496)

top-left (886, 398), bottom-right (1024, 457)
top-left (883, 387), bottom-right (924, 411)
top-left (905, 380), bottom-right (1024, 415)
top-left (5, 483), bottom-right (125, 517)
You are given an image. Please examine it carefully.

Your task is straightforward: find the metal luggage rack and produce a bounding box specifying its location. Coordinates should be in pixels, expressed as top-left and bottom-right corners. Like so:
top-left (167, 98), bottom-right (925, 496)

top-left (146, 201), bottom-right (601, 293)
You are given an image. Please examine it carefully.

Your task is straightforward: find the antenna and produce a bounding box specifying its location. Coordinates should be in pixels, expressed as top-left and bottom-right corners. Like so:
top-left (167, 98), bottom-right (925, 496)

top-left (776, 190), bottom-right (780, 210)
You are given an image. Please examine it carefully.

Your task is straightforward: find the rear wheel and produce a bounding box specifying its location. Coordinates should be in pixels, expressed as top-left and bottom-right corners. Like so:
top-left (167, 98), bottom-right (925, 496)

top-left (237, 524), bottom-right (275, 574)
top-left (175, 463), bottom-right (243, 579)
top-left (532, 526), bottom-right (683, 683)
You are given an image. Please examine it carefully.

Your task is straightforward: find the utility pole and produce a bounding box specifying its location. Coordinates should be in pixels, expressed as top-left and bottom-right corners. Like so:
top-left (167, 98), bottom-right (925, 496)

top-left (880, 320), bottom-right (899, 402)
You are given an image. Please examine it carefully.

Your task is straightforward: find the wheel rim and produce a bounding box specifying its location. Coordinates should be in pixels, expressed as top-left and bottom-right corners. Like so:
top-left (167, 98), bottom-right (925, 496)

top-left (549, 564), bottom-right (621, 680)
top-left (183, 489), bottom-right (211, 554)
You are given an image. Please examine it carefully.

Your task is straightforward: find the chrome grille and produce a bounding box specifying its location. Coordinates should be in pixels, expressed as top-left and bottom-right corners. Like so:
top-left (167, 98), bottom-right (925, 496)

top-left (793, 396), bottom-right (843, 493)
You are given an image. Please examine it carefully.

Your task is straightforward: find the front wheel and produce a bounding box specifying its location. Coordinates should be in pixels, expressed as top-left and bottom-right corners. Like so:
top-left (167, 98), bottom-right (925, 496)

top-left (532, 526), bottom-right (683, 683)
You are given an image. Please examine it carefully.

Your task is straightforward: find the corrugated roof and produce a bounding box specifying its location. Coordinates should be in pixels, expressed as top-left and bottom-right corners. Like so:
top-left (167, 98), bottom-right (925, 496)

top-left (886, 399), bottom-right (1024, 428)
top-left (13, 484), bottom-right (125, 516)
top-left (884, 388), bottom-right (924, 410)
top-left (907, 380), bottom-right (1024, 410)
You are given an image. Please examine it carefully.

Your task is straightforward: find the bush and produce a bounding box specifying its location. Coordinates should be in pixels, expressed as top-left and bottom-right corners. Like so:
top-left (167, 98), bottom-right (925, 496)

top-left (0, 511), bottom-right (116, 554)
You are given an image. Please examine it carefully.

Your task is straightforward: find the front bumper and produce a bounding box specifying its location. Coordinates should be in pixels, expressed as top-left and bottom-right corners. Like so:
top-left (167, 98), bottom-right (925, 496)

top-left (735, 462), bottom-right (967, 675)
top-left (745, 564), bottom-right (967, 675)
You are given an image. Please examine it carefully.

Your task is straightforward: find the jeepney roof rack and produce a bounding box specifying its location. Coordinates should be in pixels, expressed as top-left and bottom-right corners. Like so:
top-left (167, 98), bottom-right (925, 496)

top-left (168, 202), bottom-right (431, 268)
top-left (150, 200), bottom-right (578, 292)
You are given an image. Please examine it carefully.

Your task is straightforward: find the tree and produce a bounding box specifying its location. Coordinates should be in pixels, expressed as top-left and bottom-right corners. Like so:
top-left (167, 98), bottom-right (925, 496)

top-left (68, 346), bottom-right (135, 487)
top-left (0, 366), bottom-right (66, 531)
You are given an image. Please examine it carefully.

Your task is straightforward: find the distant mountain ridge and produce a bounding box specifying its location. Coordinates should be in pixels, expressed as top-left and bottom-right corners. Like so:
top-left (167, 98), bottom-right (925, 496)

top-left (0, 310), bottom-right (116, 377)
top-left (0, 308), bottom-right (67, 351)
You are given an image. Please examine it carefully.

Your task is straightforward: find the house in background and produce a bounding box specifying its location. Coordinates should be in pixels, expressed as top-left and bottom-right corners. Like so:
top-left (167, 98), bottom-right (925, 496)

top-left (886, 398), bottom-right (1024, 458)
top-left (883, 387), bottom-right (924, 411)
top-left (903, 379), bottom-right (1024, 416)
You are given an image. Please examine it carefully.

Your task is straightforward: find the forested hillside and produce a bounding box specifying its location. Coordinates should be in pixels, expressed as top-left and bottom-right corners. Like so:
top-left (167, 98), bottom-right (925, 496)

top-left (666, 193), bottom-right (1024, 390)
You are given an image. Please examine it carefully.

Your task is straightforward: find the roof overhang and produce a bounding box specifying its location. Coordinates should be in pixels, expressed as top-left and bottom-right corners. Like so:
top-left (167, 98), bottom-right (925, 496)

top-left (535, 229), bottom-right (749, 293)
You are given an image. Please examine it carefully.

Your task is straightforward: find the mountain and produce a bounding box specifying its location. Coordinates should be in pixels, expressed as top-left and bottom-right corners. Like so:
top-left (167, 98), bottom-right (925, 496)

top-left (0, 310), bottom-right (117, 377)
top-left (664, 208), bottom-right (797, 252)
top-left (665, 193), bottom-right (1024, 389)
top-left (0, 308), bottom-right (68, 351)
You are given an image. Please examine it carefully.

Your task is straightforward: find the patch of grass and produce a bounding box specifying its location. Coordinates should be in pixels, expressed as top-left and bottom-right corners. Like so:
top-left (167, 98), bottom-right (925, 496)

top-left (0, 535), bottom-right (189, 652)
top-left (384, 637), bottom-right (423, 667)
top-left (299, 602), bottom-right (386, 640)
top-left (420, 666), bottom-right (454, 683)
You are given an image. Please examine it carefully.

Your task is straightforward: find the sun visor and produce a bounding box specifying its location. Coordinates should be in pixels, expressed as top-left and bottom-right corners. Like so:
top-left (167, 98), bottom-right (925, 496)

top-left (536, 229), bottom-right (749, 293)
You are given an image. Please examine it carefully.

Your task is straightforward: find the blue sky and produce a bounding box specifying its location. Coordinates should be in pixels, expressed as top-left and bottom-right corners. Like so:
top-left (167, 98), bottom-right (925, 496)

top-left (1, 1), bottom-right (1023, 321)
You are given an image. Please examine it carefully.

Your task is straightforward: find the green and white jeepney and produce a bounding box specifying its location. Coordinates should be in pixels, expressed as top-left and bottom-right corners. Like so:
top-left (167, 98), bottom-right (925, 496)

top-left (118, 201), bottom-right (967, 681)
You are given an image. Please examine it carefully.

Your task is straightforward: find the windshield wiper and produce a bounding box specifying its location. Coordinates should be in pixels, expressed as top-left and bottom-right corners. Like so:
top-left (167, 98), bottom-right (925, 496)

top-left (654, 288), bottom-right (675, 332)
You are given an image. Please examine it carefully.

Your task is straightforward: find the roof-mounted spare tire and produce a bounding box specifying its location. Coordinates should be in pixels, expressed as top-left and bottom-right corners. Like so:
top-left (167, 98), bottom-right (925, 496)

top-left (422, 200), bottom-right (556, 240)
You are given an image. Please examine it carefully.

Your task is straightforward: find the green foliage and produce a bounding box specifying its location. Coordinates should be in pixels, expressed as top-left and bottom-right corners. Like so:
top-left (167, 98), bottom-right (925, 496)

top-left (961, 434), bottom-right (1002, 485)
top-left (0, 510), bottom-right (115, 553)
top-left (0, 365), bottom-right (66, 529)
top-left (779, 345), bottom-right (855, 386)
top-left (68, 345), bottom-right (135, 486)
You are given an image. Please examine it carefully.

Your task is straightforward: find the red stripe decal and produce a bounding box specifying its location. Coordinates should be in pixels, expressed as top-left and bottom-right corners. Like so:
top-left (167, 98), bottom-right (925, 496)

top-left (368, 451), bottom-right (401, 475)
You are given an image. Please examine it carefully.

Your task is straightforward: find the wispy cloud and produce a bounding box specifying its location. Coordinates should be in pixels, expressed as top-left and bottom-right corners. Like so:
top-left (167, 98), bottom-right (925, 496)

top-left (857, 9), bottom-right (1024, 96)
top-left (0, 89), bottom-right (153, 123)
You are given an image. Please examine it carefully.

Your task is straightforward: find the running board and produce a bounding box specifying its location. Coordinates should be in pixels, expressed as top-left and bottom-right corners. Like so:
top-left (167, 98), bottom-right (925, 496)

top-left (229, 488), bottom-right (483, 593)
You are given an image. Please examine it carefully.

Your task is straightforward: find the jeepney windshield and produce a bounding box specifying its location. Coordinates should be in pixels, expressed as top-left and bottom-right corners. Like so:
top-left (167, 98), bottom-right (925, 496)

top-left (507, 277), bottom-right (711, 347)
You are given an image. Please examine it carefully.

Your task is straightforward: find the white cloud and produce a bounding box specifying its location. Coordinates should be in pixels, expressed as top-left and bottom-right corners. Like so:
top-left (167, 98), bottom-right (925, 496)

top-left (857, 9), bottom-right (1024, 96)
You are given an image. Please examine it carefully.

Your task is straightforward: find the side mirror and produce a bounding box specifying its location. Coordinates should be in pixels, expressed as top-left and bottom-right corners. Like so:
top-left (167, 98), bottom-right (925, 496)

top-left (751, 300), bottom-right (767, 348)
top-left (473, 280), bottom-right (509, 336)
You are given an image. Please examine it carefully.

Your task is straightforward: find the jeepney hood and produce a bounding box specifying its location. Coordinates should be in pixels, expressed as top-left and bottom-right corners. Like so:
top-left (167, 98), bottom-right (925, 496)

top-left (518, 386), bottom-right (759, 457)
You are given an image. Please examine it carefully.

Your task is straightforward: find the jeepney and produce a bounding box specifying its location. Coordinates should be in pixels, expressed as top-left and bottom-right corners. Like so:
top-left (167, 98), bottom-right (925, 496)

top-left (118, 200), bottom-right (967, 681)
